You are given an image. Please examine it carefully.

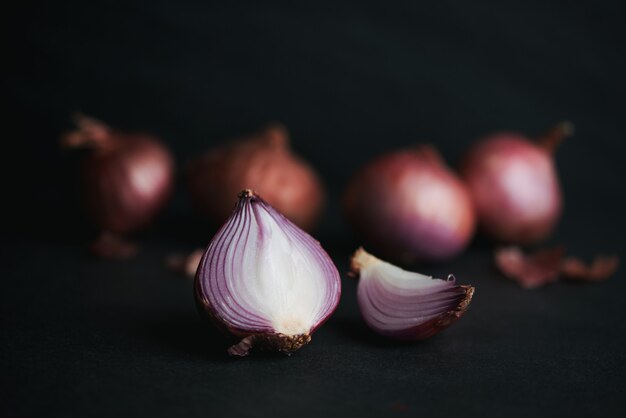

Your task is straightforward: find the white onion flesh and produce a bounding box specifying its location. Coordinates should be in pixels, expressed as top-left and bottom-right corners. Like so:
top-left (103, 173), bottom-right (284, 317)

top-left (351, 248), bottom-right (474, 340)
top-left (195, 190), bottom-right (341, 356)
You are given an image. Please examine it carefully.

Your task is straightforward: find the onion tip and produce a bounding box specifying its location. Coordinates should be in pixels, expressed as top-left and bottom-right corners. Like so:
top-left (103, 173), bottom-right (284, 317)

top-left (61, 113), bottom-right (112, 149)
top-left (238, 188), bottom-right (256, 199)
top-left (349, 247), bottom-right (381, 278)
top-left (537, 121), bottom-right (575, 153)
top-left (259, 122), bottom-right (289, 149)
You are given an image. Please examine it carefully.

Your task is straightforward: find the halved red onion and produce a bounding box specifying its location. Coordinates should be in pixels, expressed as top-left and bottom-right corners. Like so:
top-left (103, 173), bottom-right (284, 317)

top-left (195, 190), bottom-right (341, 356)
top-left (350, 248), bottom-right (474, 340)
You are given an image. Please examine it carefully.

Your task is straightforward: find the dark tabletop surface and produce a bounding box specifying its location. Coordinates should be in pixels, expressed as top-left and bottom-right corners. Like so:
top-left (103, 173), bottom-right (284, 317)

top-left (3, 1), bottom-right (626, 417)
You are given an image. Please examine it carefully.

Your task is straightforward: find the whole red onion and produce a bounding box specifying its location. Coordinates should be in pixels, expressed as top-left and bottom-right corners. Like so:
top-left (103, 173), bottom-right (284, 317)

top-left (62, 114), bottom-right (175, 258)
top-left (343, 145), bottom-right (476, 264)
top-left (460, 122), bottom-right (572, 244)
top-left (187, 124), bottom-right (325, 231)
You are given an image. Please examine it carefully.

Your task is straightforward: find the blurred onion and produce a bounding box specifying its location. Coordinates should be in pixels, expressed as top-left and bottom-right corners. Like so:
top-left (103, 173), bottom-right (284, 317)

top-left (460, 122), bottom-right (572, 244)
top-left (62, 114), bottom-right (174, 258)
top-left (344, 145), bottom-right (475, 264)
top-left (187, 124), bottom-right (325, 231)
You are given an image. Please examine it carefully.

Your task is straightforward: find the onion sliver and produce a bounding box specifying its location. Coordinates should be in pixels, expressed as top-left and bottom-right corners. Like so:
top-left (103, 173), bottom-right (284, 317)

top-left (350, 248), bottom-right (474, 340)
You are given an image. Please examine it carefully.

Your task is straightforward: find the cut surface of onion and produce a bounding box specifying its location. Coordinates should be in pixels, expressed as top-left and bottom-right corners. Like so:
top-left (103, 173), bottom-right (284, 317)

top-left (195, 190), bottom-right (341, 356)
top-left (351, 248), bottom-right (474, 340)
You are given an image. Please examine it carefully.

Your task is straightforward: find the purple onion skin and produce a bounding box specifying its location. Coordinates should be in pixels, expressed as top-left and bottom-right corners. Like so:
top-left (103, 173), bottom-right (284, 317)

top-left (390, 310), bottom-right (470, 340)
top-left (187, 124), bottom-right (325, 232)
top-left (62, 115), bottom-right (175, 258)
top-left (358, 282), bottom-right (474, 341)
top-left (82, 135), bottom-right (174, 233)
top-left (344, 146), bottom-right (476, 264)
top-left (194, 190), bottom-right (341, 356)
top-left (461, 127), bottom-right (567, 245)
top-left (63, 115), bottom-right (175, 234)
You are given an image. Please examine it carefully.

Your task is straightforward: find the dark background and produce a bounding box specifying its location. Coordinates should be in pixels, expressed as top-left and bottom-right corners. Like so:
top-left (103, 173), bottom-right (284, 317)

top-left (2, 1), bottom-right (626, 417)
